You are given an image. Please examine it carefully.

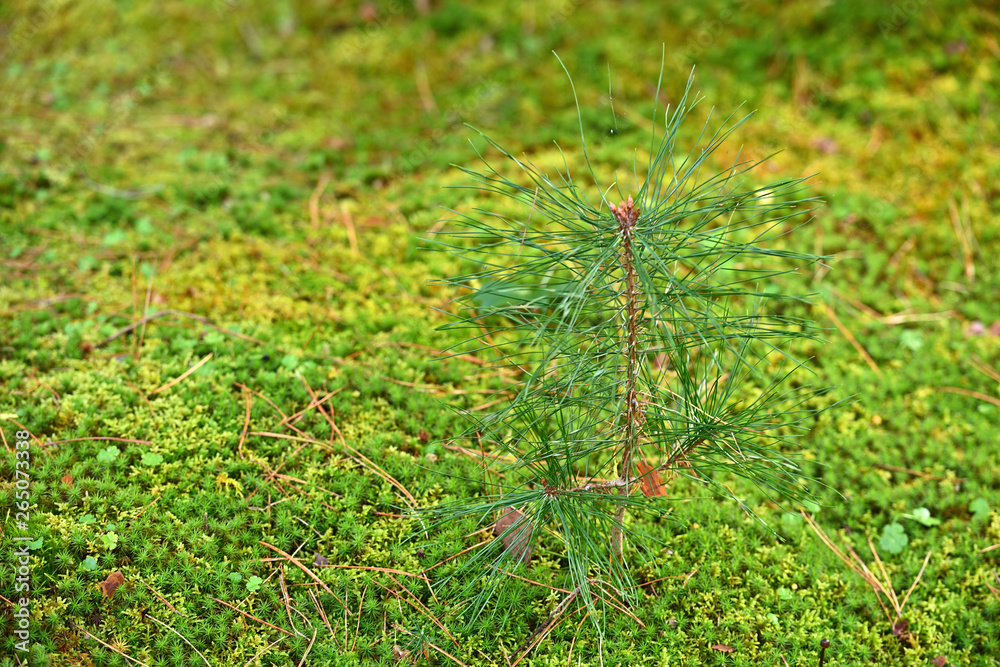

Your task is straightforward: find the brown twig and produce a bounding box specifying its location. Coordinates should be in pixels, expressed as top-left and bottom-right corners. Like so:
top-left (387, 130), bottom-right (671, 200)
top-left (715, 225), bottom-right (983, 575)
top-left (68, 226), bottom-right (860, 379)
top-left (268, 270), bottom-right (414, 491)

top-left (208, 597), bottom-right (294, 636)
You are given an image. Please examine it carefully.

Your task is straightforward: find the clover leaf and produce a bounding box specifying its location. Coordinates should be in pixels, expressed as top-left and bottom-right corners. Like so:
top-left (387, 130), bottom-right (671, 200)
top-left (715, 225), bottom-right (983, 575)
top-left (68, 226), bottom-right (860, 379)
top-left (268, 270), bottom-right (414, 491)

top-left (141, 452), bottom-right (164, 466)
top-left (970, 498), bottom-right (990, 521)
top-left (879, 522), bottom-right (908, 554)
top-left (96, 446), bottom-right (121, 463)
top-left (100, 531), bottom-right (119, 552)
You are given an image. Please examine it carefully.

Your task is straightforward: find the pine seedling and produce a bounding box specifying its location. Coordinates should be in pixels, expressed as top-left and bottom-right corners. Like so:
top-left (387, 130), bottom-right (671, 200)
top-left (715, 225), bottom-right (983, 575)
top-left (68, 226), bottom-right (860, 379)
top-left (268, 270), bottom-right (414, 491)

top-left (420, 58), bottom-right (834, 627)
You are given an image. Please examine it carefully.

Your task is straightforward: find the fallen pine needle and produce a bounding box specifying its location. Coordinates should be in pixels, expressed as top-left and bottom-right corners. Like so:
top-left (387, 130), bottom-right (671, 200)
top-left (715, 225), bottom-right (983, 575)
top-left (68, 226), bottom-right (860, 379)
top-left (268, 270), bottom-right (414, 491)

top-left (147, 615), bottom-right (212, 667)
top-left (241, 639), bottom-right (282, 667)
top-left (208, 597), bottom-right (294, 636)
top-left (824, 305), bottom-right (882, 377)
top-left (149, 353), bottom-right (213, 395)
top-left (45, 436), bottom-right (152, 447)
top-left (296, 629), bottom-right (318, 667)
top-left (70, 621), bottom-right (151, 667)
top-left (936, 386), bottom-right (1000, 408)
top-left (314, 563), bottom-right (429, 581)
top-left (140, 578), bottom-right (179, 614)
top-left (259, 541), bottom-right (353, 614)
top-left (394, 624), bottom-right (470, 667)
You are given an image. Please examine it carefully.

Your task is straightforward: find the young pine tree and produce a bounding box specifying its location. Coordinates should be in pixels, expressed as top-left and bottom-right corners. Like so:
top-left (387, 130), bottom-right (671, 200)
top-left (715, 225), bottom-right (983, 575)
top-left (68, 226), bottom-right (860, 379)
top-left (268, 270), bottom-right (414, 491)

top-left (421, 61), bottom-right (833, 626)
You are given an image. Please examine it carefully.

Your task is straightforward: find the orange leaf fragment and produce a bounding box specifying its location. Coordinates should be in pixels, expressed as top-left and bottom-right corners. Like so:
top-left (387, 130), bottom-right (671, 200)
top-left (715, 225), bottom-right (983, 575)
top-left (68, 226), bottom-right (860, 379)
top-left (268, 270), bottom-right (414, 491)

top-left (636, 459), bottom-right (666, 497)
top-left (100, 571), bottom-right (125, 598)
top-left (711, 644), bottom-right (735, 653)
top-left (493, 507), bottom-right (533, 565)
top-left (61, 474), bottom-right (73, 487)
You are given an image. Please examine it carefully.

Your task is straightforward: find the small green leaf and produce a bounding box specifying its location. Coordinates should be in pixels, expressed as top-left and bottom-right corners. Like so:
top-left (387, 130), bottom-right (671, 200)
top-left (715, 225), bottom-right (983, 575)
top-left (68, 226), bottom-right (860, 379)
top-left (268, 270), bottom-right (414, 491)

top-left (246, 575), bottom-right (263, 592)
top-left (100, 531), bottom-right (119, 552)
top-left (102, 229), bottom-right (128, 247)
top-left (781, 512), bottom-right (803, 531)
top-left (879, 522), bottom-right (908, 554)
top-left (802, 500), bottom-right (821, 514)
top-left (970, 498), bottom-right (991, 521)
top-left (141, 452), bottom-right (164, 466)
top-left (135, 217), bottom-right (155, 235)
top-left (281, 354), bottom-right (299, 370)
top-left (905, 507), bottom-right (941, 527)
top-left (777, 587), bottom-right (794, 600)
top-left (96, 446), bottom-right (120, 463)
top-left (81, 557), bottom-right (98, 571)
top-left (203, 332), bottom-right (226, 346)
top-left (79, 514), bottom-right (96, 525)
top-left (28, 537), bottom-right (43, 550)
top-left (228, 572), bottom-right (243, 583)
top-left (899, 330), bottom-right (924, 351)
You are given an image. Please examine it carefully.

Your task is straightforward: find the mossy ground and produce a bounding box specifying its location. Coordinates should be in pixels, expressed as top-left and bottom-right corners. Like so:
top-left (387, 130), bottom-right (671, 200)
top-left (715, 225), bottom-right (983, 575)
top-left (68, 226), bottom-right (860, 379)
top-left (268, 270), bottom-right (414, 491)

top-left (1, 1), bottom-right (999, 665)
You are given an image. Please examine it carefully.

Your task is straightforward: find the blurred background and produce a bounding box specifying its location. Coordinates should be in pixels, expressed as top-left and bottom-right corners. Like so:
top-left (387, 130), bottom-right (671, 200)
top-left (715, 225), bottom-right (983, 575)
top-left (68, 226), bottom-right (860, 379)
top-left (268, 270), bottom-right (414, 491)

top-left (2, 0), bottom-right (997, 315)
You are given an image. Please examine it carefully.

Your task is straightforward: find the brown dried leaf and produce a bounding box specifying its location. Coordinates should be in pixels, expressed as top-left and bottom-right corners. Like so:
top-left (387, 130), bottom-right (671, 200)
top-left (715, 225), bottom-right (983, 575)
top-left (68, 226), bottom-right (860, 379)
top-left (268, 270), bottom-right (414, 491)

top-left (711, 644), bottom-right (735, 653)
top-left (61, 474), bottom-right (73, 487)
top-left (933, 657), bottom-right (947, 667)
top-left (493, 507), bottom-right (533, 565)
top-left (636, 458), bottom-right (666, 497)
top-left (313, 553), bottom-right (329, 567)
top-left (100, 571), bottom-right (125, 598)
top-left (392, 644), bottom-right (410, 661)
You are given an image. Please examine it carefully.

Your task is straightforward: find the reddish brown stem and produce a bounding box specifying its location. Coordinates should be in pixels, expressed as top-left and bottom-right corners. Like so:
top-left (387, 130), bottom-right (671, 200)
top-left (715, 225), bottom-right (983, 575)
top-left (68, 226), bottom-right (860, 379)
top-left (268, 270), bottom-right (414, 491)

top-left (609, 195), bottom-right (643, 560)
